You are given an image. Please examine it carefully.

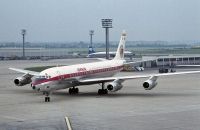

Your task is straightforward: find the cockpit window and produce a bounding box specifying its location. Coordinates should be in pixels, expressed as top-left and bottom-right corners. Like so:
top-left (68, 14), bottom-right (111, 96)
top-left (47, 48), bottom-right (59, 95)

top-left (33, 76), bottom-right (47, 82)
top-left (37, 76), bottom-right (46, 79)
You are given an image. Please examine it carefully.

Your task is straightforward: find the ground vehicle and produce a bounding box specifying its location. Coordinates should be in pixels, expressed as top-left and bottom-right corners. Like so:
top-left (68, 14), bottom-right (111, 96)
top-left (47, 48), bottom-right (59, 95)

top-left (159, 67), bottom-right (176, 73)
top-left (159, 68), bottom-right (168, 73)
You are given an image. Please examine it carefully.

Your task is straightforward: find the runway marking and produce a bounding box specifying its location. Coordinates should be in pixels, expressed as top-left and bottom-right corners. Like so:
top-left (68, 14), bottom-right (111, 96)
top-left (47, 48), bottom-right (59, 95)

top-left (65, 116), bottom-right (73, 130)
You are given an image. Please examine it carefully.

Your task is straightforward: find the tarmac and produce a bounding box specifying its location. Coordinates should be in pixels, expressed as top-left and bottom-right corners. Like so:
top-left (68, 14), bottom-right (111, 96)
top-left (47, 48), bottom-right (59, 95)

top-left (1, 59), bottom-right (200, 130)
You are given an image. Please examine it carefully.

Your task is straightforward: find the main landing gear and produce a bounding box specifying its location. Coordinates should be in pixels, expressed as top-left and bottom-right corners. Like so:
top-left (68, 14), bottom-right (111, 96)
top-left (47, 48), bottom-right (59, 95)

top-left (69, 87), bottom-right (79, 94)
top-left (44, 92), bottom-right (50, 102)
top-left (98, 83), bottom-right (108, 95)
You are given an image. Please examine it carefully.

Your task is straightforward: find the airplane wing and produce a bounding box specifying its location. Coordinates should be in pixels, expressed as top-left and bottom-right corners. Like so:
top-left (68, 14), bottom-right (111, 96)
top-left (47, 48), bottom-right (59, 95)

top-left (79, 70), bottom-right (200, 84)
top-left (9, 67), bottom-right (40, 76)
top-left (177, 65), bottom-right (200, 67)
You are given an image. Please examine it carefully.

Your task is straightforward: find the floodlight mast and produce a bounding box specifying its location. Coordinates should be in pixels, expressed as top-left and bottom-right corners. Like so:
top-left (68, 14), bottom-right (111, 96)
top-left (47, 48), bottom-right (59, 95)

top-left (101, 19), bottom-right (112, 59)
top-left (89, 30), bottom-right (94, 48)
top-left (21, 29), bottom-right (26, 59)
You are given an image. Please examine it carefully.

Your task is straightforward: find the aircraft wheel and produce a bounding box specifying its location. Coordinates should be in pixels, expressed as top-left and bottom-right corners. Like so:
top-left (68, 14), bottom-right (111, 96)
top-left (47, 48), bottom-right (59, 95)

top-left (104, 89), bottom-right (108, 94)
top-left (69, 88), bottom-right (79, 94)
top-left (98, 89), bottom-right (102, 95)
top-left (75, 88), bottom-right (79, 93)
top-left (98, 89), bottom-right (108, 95)
top-left (69, 88), bottom-right (72, 94)
top-left (45, 97), bottom-right (50, 102)
top-left (48, 97), bottom-right (50, 102)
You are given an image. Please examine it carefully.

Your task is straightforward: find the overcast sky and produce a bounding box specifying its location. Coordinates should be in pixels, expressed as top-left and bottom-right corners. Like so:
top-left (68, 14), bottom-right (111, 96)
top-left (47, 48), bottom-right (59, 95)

top-left (0, 0), bottom-right (200, 42)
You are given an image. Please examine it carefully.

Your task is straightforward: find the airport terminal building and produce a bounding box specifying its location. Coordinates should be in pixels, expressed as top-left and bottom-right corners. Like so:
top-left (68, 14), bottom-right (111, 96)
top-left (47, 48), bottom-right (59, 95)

top-left (141, 54), bottom-right (200, 68)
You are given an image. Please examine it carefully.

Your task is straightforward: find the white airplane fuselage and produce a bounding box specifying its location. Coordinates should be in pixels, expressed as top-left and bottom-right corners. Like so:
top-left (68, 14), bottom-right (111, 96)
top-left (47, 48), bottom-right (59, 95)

top-left (87, 51), bottom-right (133, 58)
top-left (33, 60), bottom-right (124, 92)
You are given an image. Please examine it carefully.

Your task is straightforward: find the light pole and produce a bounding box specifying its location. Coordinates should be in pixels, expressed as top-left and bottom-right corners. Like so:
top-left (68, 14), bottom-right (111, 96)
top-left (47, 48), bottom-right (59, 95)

top-left (89, 30), bottom-right (94, 47)
top-left (89, 30), bottom-right (95, 54)
top-left (101, 19), bottom-right (112, 59)
top-left (21, 29), bottom-right (26, 58)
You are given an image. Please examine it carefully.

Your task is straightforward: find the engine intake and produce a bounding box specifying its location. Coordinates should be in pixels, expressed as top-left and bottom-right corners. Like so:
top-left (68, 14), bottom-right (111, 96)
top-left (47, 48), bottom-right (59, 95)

top-left (14, 76), bottom-right (32, 86)
top-left (107, 79), bottom-right (123, 92)
top-left (143, 76), bottom-right (158, 90)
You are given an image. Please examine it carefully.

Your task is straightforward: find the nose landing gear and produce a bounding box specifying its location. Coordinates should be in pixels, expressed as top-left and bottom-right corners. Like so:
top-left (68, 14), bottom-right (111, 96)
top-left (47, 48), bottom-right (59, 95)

top-left (44, 92), bottom-right (50, 102)
top-left (45, 96), bottom-right (50, 102)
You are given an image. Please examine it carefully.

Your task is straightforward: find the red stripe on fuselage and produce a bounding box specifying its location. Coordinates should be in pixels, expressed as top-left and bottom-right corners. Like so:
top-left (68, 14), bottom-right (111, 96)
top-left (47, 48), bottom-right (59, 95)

top-left (32, 65), bottom-right (123, 86)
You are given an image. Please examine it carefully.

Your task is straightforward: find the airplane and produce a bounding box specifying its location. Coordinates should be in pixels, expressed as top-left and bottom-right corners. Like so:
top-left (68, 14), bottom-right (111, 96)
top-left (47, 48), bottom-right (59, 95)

top-left (9, 31), bottom-right (200, 102)
top-left (87, 45), bottom-right (134, 59)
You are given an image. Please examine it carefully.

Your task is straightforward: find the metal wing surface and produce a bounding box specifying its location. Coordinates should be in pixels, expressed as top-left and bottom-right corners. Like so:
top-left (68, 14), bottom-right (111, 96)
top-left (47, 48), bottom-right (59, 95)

top-left (9, 67), bottom-right (40, 76)
top-left (79, 70), bottom-right (200, 85)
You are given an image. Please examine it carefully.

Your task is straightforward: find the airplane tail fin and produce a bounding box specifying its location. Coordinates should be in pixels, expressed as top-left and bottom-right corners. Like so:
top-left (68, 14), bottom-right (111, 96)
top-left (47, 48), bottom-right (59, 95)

top-left (88, 46), bottom-right (95, 54)
top-left (113, 30), bottom-right (127, 60)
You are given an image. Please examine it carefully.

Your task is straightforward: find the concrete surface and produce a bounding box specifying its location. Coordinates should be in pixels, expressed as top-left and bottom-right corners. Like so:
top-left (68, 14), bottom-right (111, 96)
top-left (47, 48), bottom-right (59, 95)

top-left (0, 59), bottom-right (200, 130)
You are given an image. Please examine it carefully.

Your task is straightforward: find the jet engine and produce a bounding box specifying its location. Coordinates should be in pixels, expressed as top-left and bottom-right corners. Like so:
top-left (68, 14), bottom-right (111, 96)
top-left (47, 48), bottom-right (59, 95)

top-left (14, 76), bottom-right (32, 86)
top-left (143, 76), bottom-right (158, 90)
top-left (107, 79), bottom-right (124, 92)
